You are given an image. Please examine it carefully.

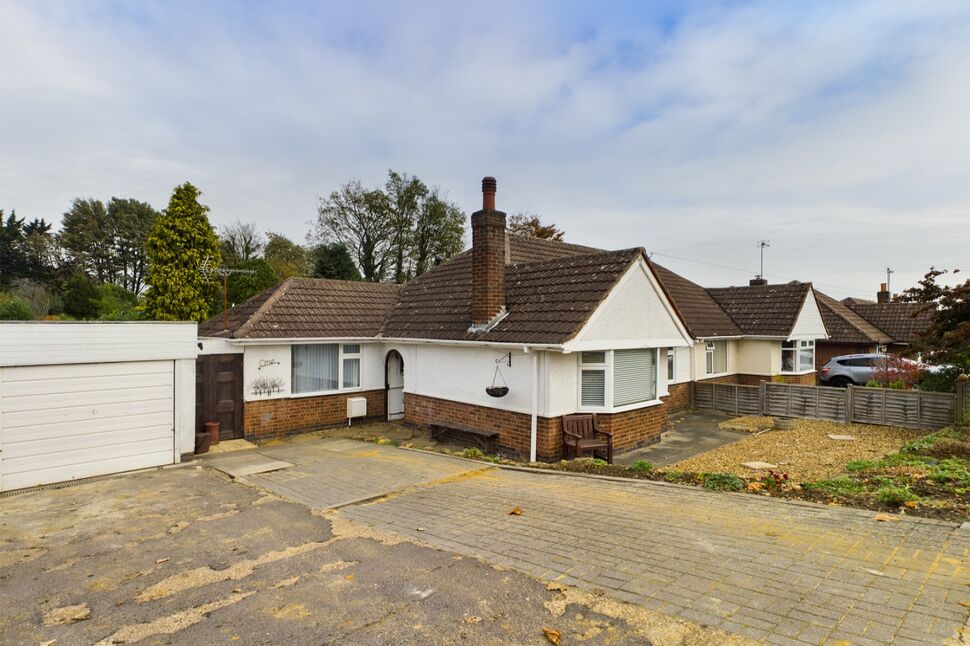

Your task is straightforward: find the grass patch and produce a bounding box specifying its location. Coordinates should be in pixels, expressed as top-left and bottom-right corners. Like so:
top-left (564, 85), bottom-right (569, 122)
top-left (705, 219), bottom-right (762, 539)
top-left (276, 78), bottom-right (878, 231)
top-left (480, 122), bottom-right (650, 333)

top-left (626, 460), bottom-right (654, 473)
top-left (803, 477), bottom-right (865, 497)
top-left (875, 484), bottom-right (919, 506)
top-left (702, 473), bottom-right (743, 492)
top-left (462, 447), bottom-right (485, 459)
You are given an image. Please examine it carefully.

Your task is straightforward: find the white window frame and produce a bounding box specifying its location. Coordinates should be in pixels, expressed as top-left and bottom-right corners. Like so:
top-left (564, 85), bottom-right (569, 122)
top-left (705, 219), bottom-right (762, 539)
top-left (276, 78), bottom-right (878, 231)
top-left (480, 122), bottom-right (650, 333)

top-left (667, 349), bottom-right (675, 382)
top-left (578, 349), bottom-right (662, 413)
top-left (781, 339), bottom-right (815, 374)
top-left (290, 343), bottom-right (365, 397)
top-left (704, 340), bottom-right (728, 376)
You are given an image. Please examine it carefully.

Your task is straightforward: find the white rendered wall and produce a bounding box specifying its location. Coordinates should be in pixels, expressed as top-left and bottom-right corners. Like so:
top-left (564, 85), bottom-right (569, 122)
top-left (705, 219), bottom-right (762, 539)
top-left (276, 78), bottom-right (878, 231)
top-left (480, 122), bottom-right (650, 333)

top-left (790, 291), bottom-right (828, 340)
top-left (241, 342), bottom-right (383, 402)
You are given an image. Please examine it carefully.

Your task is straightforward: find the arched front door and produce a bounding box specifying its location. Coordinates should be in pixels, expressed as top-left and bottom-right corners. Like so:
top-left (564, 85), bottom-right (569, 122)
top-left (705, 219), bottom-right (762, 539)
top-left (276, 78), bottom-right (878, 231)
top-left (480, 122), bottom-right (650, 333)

top-left (385, 350), bottom-right (405, 420)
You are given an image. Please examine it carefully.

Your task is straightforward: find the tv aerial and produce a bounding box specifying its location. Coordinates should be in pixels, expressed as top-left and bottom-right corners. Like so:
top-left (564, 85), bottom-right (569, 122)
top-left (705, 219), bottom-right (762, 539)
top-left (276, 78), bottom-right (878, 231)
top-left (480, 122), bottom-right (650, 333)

top-left (199, 255), bottom-right (257, 330)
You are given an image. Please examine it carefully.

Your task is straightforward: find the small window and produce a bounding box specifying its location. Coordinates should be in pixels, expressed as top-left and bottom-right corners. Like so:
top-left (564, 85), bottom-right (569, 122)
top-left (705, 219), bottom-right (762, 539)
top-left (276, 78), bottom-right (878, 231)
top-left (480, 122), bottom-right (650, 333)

top-left (343, 344), bottom-right (361, 354)
top-left (667, 349), bottom-right (675, 381)
top-left (580, 351), bottom-right (607, 408)
top-left (705, 341), bottom-right (727, 374)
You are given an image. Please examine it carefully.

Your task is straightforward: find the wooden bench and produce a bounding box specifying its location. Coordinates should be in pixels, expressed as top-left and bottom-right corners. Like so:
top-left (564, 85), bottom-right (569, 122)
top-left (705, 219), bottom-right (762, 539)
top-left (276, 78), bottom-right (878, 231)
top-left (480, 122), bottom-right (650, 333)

top-left (429, 423), bottom-right (499, 454)
top-left (563, 413), bottom-right (613, 464)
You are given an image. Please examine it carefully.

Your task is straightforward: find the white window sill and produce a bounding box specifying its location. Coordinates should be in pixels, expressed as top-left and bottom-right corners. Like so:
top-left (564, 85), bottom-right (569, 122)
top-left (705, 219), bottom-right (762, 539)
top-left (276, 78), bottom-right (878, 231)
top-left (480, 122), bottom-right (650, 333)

top-left (701, 372), bottom-right (733, 379)
top-left (778, 370), bottom-right (816, 376)
top-left (290, 387), bottom-right (365, 399)
top-left (579, 398), bottom-right (664, 415)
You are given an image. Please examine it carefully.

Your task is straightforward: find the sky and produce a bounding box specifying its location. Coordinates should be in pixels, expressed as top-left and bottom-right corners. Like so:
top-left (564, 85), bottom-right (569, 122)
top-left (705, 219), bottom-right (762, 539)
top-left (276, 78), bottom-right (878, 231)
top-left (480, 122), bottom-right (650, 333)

top-left (1, 0), bottom-right (969, 300)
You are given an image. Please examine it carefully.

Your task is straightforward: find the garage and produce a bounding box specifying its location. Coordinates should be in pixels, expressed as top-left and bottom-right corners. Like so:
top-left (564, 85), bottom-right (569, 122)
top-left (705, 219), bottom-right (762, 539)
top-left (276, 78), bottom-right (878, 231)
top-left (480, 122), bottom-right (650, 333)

top-left (0, 322), bottom-right (197, 492)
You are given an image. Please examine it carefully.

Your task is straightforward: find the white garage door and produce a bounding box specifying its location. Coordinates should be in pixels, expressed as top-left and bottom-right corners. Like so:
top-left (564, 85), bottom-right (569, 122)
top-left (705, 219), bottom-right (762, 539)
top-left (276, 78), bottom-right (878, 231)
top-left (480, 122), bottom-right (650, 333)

top-left (1, 361), bottom-right (176, 491)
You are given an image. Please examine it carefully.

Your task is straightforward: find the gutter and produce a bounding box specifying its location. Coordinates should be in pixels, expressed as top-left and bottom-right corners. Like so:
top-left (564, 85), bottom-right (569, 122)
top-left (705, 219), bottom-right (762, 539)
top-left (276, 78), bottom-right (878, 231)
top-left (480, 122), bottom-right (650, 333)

top-left (217, 335), bottom-right (565, 352)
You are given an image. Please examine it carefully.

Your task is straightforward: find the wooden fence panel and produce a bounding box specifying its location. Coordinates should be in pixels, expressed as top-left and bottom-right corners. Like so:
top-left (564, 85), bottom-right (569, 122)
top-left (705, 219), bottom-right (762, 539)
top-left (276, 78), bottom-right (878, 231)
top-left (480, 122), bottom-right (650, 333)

top-left (763, 383), bottom-right (792, 418)
top-left (694, 382), bottom-right (714, 410)
top-left (737, 386), bottom-right (762, 415)
top-left (917, 392), bottom-right (957, 429)
top-left (713, 384), bottom-right (737, 414)
top-left (816, 388), bottom-right (847, 421)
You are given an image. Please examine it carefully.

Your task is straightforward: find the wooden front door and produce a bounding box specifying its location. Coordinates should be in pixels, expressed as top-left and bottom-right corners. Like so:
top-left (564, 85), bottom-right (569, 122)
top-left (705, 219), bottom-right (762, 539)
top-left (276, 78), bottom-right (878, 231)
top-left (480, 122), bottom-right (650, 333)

top-left (196, 354), bottom-right (244, 440)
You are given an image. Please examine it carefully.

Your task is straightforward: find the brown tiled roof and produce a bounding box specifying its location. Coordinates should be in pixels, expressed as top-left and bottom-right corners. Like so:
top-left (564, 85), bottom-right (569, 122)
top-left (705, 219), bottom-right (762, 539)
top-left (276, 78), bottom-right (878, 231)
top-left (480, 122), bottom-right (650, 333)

top-left (843, 301), bottom-right (934, 344)
top-left (815, 292), bottom-right (892, 344)
top-left (651, 264), bottom-right (743, 338)
top-left (381, 236), bottom-right (642, 344)
top-left (706, 282), bottom-right (813, 337)
top-left (199, 277), bottom-right (401, 339)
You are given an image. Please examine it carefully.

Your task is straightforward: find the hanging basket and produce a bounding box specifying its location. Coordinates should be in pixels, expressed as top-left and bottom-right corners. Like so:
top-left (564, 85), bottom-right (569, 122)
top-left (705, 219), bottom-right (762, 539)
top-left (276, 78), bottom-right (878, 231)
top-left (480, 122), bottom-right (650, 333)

top-left (486, 386), bottom-right (509, 398)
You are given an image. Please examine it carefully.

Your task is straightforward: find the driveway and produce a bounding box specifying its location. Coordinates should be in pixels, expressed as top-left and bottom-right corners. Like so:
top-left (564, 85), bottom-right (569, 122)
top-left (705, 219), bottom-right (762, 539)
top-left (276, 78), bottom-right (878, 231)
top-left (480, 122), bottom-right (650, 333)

top-left (0, 465), bottom-right (688, 646)
top-left (2, 438), bottom-right (968, 645)
top-left (615, 412), bottom-right (749, 467)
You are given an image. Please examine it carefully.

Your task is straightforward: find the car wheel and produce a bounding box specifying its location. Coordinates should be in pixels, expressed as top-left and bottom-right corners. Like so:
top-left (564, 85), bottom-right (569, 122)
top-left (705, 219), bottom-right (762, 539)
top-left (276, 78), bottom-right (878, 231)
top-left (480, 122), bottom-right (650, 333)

top-left (828, 376), bottom-right (851, 388)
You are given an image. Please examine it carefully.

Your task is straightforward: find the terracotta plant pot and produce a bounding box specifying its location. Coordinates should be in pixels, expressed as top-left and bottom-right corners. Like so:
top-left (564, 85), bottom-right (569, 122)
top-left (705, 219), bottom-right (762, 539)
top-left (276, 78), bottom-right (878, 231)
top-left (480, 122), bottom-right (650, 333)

top-left (195, 432), bottom-right (211, 454)
top-left (205, 421), bottom-right (221, 445)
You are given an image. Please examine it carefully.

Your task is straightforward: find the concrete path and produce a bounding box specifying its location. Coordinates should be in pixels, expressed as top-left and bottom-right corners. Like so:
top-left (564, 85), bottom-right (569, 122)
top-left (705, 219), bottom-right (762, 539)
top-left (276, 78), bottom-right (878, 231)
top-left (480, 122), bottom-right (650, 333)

top-left (616, 412), bottom-right (749, 467)
top-left (207, 438), bottom-right (483, 509)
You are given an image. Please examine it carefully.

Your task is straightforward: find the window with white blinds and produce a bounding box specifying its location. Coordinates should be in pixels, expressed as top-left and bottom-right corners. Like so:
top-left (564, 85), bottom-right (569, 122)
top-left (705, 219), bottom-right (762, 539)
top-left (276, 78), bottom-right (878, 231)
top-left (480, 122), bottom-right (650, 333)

top-left (612, 349), bottom-right (657, 406)
top-left (580, 370), bottom-right (606, 407)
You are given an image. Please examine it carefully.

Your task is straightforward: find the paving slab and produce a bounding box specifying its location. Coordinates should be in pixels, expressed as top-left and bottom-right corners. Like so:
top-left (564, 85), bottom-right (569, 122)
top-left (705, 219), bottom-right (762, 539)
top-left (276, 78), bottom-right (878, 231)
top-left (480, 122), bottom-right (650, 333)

top-left (234, 439), bottom-right (486, 510)
top-left (615, 412), bottom-right (748, 467)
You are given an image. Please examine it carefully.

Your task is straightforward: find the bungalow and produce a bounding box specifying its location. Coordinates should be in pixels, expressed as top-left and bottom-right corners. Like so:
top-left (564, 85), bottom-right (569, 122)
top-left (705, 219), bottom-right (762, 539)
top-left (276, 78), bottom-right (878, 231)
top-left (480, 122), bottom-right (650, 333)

top-left (199, 178), bottom-right (694, 461)
top-left (651, 267), bottom-right (829, 410)
top-left (842, 286), bottom-right (934, 357)
top-left (813, 291), bottom-right (893, 368)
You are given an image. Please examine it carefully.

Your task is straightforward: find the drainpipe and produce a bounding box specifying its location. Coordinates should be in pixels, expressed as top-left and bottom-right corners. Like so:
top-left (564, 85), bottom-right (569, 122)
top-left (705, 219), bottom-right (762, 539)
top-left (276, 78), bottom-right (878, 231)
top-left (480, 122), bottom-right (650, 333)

top-left (527, 347), bottom-right (539, 463)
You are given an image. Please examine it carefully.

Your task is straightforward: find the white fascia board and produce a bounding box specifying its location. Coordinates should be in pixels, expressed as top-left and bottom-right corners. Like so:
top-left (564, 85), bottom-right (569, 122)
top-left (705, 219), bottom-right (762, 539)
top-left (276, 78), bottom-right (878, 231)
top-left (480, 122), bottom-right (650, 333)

top-left (563, 337), bottom-right (689, 353)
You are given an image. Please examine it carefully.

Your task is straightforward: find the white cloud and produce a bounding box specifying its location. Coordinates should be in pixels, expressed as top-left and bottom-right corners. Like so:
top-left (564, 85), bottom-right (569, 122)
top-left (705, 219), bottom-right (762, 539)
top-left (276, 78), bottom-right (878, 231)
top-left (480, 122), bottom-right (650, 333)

top-left (0, 0), bottom-right (968, 298)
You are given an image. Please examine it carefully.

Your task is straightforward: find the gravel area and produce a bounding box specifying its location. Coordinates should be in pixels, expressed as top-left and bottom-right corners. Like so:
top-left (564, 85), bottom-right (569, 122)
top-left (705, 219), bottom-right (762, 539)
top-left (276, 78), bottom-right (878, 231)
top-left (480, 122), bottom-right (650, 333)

top-left (666, 418), bottom-right (928, 482)
top-left (717, 415), bottom-right (774, 432)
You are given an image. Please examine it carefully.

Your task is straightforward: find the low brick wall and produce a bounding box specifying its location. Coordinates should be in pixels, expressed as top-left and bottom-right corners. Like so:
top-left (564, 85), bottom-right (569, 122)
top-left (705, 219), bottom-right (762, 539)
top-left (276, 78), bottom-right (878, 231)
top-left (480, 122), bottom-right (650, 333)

top-left (404, 392), bottom-right (668, 461)
top-left (243, 389), bottom-right (386, 441)
top-left (774, 372), bottom-right (818, 385)
top-left (404, 393), bottom-right (561, 460)
top-left (596, 404), bottom-right (667, 452)
top-left (696, 374), bottom-right (740, 385)
top-left (662, 382), bottom-right (691, 412)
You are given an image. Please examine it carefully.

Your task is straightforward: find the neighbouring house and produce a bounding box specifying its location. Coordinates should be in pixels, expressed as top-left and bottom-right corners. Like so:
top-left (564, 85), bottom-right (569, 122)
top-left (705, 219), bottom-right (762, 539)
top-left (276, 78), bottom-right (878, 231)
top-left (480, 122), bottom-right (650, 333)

top-left (813, 291), bottom-right (893, 368)
top-left (651, 268), bottom-right (829, 409)
top-left (841, 284), bottom-right (934, 358)
top-left (199, 178), bottom-right (694, 461)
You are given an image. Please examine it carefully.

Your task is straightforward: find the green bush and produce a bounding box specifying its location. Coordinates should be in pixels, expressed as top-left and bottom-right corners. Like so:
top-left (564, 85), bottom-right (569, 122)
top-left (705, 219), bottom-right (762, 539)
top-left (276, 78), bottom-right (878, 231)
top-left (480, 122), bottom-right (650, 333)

top-left (702, 473), bottom-right (743, 491)
top-left (627, 460), bottom-right (654, 473)
top-left (918, 365), bottom-right (964, 393)
top-left (590, 458), bottom-right (608, 467)
top-left (663, 470), bottom-right (686, 482)
top-left (804, 477), bottom-right (865, 497)
top-left (98, 283), bottom-right (140, 320)
top-left (62, 274), bottom-right (100, 319)
top-left (875, 484), bottom-right (918, 506)
top-left (462, 447), bottom-right (485, 459)
top-left (0, 293), bottom-right (33, 320)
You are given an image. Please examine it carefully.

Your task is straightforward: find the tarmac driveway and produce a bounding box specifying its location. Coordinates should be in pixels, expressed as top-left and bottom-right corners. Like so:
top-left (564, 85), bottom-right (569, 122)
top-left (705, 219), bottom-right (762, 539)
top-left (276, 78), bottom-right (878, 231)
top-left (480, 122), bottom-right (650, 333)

top-left (0, 465), bottom-right (685, 646)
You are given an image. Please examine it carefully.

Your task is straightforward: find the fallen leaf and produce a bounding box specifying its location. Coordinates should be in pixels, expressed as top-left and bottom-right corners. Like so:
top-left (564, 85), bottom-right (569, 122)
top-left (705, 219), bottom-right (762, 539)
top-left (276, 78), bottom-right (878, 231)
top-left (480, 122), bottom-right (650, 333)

top-left (416, 527), bottom-right (426, 532)
top-left (903, 501), bottom-right (918, 508)
top-left (960, 600), bottom-right (970, 608)
top-left (155, 557), bottom-right (169, 564)
top-left (543, 627), bottom-right (561, 644)
top-left (509, 507), bottom-right (524, 516)
top-left (344, 574), bottom-right (355, 581)
top-left (873, 514), bottom-right (901, 522)
top-left (746, 482), bottom-right (765, 492)
top-left (40, 640), bottom-right (57, 646)
top-left (546, 582), bottom-right (568, 592)
top-left (464, 615), bottom-right (483, 624)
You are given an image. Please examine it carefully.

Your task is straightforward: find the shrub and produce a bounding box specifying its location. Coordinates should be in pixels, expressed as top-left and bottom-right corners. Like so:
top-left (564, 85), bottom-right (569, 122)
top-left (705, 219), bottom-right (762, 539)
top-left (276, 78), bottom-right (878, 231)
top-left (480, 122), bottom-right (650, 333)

top-left (627, 460), bottom-right (654, 473)
top-left (462, 447), bottom-right (485, 460)
top-left (0, 293), bottom-right (33, 320)
top-left (590, 458), bottom-right (608, 467)
top-left (927, 459), bottom-right (970, 486)
top-left (918, 365), bottom-right (963, 393)
top-left (804, 477), bottom-right (865, 497)
top-left (62, 274), bottom-right (100, 319)
top-left (703, 473), bottom-right (743, 491)
top-left (875, 484), bottom-right (919, 506)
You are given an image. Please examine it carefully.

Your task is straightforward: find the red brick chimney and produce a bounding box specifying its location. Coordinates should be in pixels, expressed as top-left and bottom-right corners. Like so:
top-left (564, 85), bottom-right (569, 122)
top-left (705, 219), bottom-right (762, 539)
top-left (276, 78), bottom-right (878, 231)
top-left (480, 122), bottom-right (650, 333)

top-left (877, 282), bottom-right (890, 303)
top-left (471, 177), bottom-right (507, 329)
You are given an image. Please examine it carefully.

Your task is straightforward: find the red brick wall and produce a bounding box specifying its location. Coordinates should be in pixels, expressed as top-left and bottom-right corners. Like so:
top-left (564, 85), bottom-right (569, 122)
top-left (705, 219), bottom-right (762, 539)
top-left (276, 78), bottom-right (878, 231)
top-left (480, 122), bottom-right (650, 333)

top-left (404, 392), bottom-right (668, 461)
top-left (595, 404), bottom-right (666, 452)
top-left (662, 382), bottom-right (691, 412)
top-left (243, 389), bottom-right (385, 441)
top-left (404, 392), bottom-right (561, 460)
top-left (774, 372), bottom-right (818, 385)
top-left (471, 209), bottom-right (507, 325)
top-left (696, 373), bottom-right (740, 385)
top-left (816, 342), bottom-right (876, 369)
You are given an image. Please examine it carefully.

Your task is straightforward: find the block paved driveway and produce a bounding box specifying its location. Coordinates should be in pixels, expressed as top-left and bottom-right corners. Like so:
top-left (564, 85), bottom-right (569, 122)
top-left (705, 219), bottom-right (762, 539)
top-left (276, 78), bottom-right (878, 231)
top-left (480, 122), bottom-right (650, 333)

top-left (236, 438), bottom-right (970, 645)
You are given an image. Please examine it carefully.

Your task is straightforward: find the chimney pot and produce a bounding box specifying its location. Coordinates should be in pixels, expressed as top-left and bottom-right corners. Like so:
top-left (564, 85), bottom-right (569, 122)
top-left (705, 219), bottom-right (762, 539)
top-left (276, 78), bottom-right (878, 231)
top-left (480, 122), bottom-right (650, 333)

top-left (482, 176), bottom-right (497, 210)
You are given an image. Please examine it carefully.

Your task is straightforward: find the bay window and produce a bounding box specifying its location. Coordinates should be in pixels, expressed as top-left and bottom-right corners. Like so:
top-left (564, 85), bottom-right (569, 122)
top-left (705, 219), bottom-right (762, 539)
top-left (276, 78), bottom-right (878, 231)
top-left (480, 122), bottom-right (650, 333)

top-left (579, 349), bottom-right (659, 410)
top-left (781, 340), bottom-right (815, 373)
top-left (292, 343), bottom-right (363, 394)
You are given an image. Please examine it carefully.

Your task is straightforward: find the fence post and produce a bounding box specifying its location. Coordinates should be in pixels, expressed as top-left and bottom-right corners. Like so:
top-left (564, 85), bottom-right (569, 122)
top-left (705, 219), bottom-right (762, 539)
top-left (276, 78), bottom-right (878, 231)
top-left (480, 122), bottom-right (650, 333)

top-left (787, 383), bottom-right (792, 417)
top-left (760, 381), bottom-right (767, 416)
top-left (845, 385), bottom-right (853, 424)
top-left (916, 390), bottom-right (922, 429)
top-left (882, 388), bottom-right (888, 425)
top-left (735, 385), bottom-right (739, 416)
